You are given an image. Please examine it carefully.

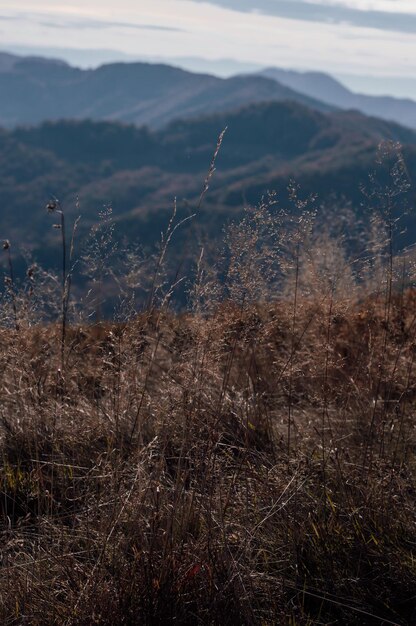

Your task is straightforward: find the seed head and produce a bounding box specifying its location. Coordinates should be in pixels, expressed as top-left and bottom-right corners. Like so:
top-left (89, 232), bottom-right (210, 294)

top-left (46, 200), bottom-right (59, 213)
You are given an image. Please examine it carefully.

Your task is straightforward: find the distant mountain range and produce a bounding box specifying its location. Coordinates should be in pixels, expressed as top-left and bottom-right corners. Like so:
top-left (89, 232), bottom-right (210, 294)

top-left (2, 46), bottom-right (264, 77)
top-left (1, 51), bottom-right (416, 289)
top-left (0, 52), bottom-right (331, 129)
top-left (259, 68), bottom-right (416, 130)
top-left (1, 51), bottom-right (416, 132)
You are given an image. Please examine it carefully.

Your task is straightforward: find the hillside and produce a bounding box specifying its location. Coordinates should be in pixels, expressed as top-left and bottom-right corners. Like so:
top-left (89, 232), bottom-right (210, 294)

top-left (0, 53), bottom-right (332, 129)
top-left (1, 101), bottom-right (415, 268)
top-left (260, 67), bottom-right (416, 130)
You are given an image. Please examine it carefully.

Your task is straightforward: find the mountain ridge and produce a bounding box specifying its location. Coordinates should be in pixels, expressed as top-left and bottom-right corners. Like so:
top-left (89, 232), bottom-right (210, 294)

top-left (0, 53), bottom-right (332, 129)
top-left (1, 100), bottom-right (415, 266)
top-left (259, 67), bottom-right (416, 130)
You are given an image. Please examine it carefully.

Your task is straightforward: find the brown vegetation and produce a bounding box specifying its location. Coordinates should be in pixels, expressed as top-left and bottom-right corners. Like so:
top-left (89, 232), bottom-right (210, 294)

top-left (1, 148), bottom-right (416, 624)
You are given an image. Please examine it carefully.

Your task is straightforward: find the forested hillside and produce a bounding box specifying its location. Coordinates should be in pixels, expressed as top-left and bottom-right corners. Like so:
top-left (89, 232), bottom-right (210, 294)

top-left (0, 54), bottom-right (331, 128)
top-left (1, 100), bottom-right (415, 270)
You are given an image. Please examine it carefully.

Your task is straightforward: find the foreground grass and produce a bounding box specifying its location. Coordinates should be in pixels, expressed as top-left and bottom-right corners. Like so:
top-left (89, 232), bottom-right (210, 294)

top-left (0, 288), bottom-right (415, 625)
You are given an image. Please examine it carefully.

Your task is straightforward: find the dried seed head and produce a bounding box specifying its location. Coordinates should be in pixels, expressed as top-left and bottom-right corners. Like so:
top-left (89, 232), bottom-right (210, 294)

top-left (46, 200), bottom-right (58, 213)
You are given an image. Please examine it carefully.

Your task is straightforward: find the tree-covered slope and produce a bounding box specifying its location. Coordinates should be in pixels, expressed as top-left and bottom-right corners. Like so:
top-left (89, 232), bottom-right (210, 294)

top-left (1, 100), bottom-right (415, 265)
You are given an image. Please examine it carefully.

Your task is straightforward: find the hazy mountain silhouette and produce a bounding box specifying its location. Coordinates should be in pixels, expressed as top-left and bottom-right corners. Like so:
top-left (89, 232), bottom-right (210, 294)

top-left (260, 67), bottom-right (416, 130)
top-left (0, 52), bottom-right (332, 129)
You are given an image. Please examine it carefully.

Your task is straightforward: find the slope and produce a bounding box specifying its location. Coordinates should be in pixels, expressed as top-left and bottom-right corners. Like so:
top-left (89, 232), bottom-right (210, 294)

top-left (0, 53), bottom-right (332, 129)
top-left (260, 67), bottom-right (416, 130)
top-left (1, 101), bottom-right (415, 268)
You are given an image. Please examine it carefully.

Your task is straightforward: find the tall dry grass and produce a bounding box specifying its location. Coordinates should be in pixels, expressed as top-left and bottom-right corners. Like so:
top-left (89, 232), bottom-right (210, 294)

top-left (0, 142), bottom-right (415, 625)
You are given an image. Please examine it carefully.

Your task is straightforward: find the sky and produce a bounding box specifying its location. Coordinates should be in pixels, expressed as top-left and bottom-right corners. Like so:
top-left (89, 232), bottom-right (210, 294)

top-left (0, 0), bottom-right (415, 98)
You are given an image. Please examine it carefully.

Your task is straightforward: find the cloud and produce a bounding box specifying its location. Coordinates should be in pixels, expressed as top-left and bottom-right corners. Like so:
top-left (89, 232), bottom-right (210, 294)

top-left (1, 1), bottom-right (415, 84)
top-left (310, 1), bottom-right (415, 13)
top-left (190, 0), bottom-right (416, 33)
top-left (54, 18), bottom-right (185, 32)
top-left (0, 13), bottom-right (185, 33)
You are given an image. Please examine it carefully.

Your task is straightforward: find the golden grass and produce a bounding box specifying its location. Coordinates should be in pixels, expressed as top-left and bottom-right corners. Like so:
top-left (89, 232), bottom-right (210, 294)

top-left (0, 288), bottom-right (415, 625)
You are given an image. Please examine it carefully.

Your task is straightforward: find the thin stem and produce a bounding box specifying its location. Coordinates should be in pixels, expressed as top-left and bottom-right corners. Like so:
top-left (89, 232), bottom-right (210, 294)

top-left (288, 239), bottom-right (300, 456)
top-left (60, 210), bottom-right (67, 372)
top-left (3, 241), bottom-right (19, 331)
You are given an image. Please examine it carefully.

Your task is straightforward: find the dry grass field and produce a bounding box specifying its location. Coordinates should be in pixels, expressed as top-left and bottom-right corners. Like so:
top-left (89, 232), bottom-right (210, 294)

top-left (1, 153), bottom-right (416, 624)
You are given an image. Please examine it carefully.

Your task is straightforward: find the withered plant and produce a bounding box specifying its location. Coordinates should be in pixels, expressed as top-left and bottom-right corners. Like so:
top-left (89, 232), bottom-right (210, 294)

top-left (0, 142), bottom-right (415, 626)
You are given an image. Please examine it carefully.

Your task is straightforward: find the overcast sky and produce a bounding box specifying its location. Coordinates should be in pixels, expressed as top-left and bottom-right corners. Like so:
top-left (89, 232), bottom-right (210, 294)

top-left (1, 0), bottom-right (415, 96)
